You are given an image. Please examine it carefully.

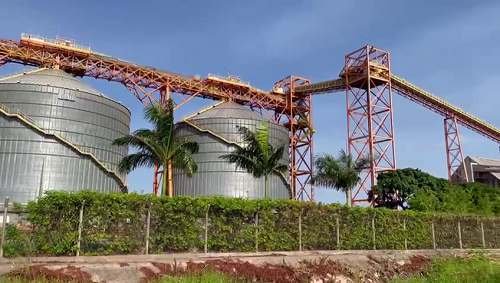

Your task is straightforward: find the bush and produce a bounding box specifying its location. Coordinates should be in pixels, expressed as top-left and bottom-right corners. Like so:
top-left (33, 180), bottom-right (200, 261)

top-left (4, 190), bottom-right (498, 257)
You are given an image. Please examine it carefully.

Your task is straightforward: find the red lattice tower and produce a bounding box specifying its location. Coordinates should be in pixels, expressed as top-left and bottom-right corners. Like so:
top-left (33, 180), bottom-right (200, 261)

top-left (345, 46), bottom-right (397, 205)
top-left (273, 76), bottom-right (314, 201)
top-left (444, 116), bottom-right (468, 183)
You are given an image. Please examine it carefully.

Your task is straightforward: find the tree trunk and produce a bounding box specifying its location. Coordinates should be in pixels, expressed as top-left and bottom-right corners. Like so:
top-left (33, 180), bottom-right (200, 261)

top-left (162, 165), bottom-right (168, 197)
top-left (345, 189), bottom-right (350, 207)
top-left (264, 175), bottom-right (269, 198)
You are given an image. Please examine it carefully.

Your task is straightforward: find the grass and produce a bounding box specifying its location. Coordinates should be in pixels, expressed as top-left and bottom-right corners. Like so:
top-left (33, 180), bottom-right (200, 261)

top-left (0, 280), bottom-right (60, 283)
top-left (1, 271), bottom-right (237, 283)
top-left (393, 256), bottom-right (500, 283)
top-left (153, 271), bottom-right (237, 283)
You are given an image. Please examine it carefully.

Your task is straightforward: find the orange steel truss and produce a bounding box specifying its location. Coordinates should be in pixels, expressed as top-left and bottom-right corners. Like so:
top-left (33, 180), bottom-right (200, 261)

top-left (273, 76), bottom-right (314, 201)
top-left (0, 37), bottom-right (305, 198)
top-left (344, 46), bottom-right (396, 205)
top-left (444, 116), bottom-right (468, 183)
top-left (4, 34), bottom-right (500, 205)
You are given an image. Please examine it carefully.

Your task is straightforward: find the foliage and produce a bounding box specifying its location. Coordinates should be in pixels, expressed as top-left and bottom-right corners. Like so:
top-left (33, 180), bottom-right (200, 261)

top-left (392, 255), bottom-right (500, 282)
top-left (1, 224), bottom-right (32, 257)
top-left (5, 191), bottom-right (498, 257)
top-left (369, 168), bottom-right (500, 215)
top-left (154, 272), bottom-right (237, 283)
top-left (311, 149), bottom-right (370, 206)
top-left (369, 168), bottom-right (446, 210)
top-left (112, 99), bottom-right (199, 196)
top-left (219, 121), bottom-right (289, 198)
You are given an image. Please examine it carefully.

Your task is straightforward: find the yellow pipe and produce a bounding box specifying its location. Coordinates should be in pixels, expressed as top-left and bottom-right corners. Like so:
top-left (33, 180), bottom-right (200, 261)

top-left (181, 100), bottom-right (225, 121)
top-left (0, 68), bottom-right (47, 82)
top-left (182, 119), bottom-right (243, 147)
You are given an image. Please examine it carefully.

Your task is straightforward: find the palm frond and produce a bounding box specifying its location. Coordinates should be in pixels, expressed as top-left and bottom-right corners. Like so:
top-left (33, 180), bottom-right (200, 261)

top-left (143, 100), bottom-right (175, 140)
top-left (311, 153), bottom-right (342, 190)
top-left (171, 149), bottom-right (198, 177)
top-left (220, 149), bottom-right (262, 177)
top-left (169, 136), bottom-right (199, 177)
top-left (113, 101), bottom-right (199, 183)
top-left (175, 137), bottom-right (200, 155)
top-left (275, 170), bottom-right (292, 198)
top-left (268, 143), bottom-right (286, 168)
top-left (255, 121), bottom-right (270, 159)
top-left (236, 125), bottom-right (257, 144)
top-left (310, 174), bottom-right (339, 189)
top-left (112, 134), bottom-right (156, 155)
top-left (354, 154), bottom-right (372, 172)
top-left (117, 152), bottom-right (158, 174)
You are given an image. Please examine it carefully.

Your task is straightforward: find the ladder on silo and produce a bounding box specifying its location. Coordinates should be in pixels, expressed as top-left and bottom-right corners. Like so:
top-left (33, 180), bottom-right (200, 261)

top-left (0, 103), bottom-right (127, 189)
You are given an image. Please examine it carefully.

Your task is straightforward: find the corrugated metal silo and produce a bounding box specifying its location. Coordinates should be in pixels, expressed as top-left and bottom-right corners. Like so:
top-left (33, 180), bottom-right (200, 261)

top-left (0, 68), bottom-right (131, 203)
top-left (173, 101), bottom-right (290, 199)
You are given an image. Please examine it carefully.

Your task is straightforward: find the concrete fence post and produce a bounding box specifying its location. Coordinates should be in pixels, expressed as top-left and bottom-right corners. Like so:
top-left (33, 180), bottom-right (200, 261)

top-left (145, 203), bottom-right (152, 255)
top-left (254, 212), bottom-right (259, 252)
top-left (458, 221), bottom-right (463, 249)
top-left (76, 200), bottom-right (85, 257)
top-left (204, 204), bottom-right (210, 254)
top-left (298, 209), bottom-right (302, 252)
top-left (336, 216), bottom-right (340, 250)
top-left (481, 222), bottom-right (486, 248)
top-left (372, 215), bottom-right (376, 250)
top-left (403, 218), bottom-right (408, 250)
top-left (0, 196), bottom-right (9, 258)
top-left (431, 221), bottom-right (436, 250)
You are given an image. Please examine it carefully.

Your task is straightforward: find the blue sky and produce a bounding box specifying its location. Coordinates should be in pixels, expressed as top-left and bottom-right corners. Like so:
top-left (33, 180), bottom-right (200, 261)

top-left (1, 0), bottom-right (500, 203)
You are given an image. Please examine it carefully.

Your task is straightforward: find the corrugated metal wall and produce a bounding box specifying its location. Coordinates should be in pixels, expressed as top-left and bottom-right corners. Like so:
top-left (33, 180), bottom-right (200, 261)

top-left (0, 69), bottom-right (130, 203)
top-left (173, 102), bottom-right (290, 199)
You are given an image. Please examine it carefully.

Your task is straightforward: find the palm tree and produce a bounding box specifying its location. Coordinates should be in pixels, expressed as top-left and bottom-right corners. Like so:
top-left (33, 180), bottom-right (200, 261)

top-left (219, 121), bottom-right (290, 198)
top-left (311, 149), bottom-right (371, 206)
top-left (112, 99), bottom-right (199, 197)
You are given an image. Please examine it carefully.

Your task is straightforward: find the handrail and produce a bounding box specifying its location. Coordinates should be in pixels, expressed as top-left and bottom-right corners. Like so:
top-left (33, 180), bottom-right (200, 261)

top-left (182, 119), bottom-right (243, 147)
top-left (390, 75), bottom-right (500, 135)
top-left (0, 67), bottom-right (47, 82)
top-left (181, 101), bottom-right (226, 121)
top-left (0, 103), bottom-right (126, 188)
top-left (21, 33), bottom-right (91, 52)
top-left (295, 73), bottom-right (500, 140)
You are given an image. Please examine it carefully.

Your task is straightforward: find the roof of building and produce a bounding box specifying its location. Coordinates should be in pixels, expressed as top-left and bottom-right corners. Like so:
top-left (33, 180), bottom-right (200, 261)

top-left (186, 101), bottom-right (275, 122)
top-left (468, 156), bottom-right (500, 167)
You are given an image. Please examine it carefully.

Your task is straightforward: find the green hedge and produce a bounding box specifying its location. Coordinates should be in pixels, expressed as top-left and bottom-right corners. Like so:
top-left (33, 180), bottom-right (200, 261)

top-left (4, 191), bottom-right (500, 257)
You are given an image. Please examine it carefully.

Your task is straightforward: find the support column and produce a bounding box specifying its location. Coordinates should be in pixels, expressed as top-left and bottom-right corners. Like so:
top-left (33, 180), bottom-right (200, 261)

top-left (444, 116), bottom-right (468, 183)
top-left (273, 76), bottom-right (314, 201)
top-left (345, 46), bottom-right (397, 206)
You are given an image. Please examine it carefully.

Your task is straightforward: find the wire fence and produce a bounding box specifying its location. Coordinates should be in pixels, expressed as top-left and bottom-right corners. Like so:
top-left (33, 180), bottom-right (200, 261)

top-left (1, 200), bottom-right (500, 258)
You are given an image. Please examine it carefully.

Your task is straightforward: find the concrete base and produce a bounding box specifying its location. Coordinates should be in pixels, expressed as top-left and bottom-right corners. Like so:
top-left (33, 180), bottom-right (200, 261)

top-left (1, 249), bottom-right (498, 283)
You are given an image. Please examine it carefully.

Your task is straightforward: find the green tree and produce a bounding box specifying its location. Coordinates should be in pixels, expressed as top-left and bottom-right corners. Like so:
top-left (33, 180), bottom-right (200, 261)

top-left (219, 121), bottom-right (289, 198)
top-left (370, 168), bottom-right (500, 215)
top-left (112, 99), bottom-right (199, 196)
top-left (311, 149), bottom-right (370, 206)
top-left (368, 168), bottom-right (444, 210)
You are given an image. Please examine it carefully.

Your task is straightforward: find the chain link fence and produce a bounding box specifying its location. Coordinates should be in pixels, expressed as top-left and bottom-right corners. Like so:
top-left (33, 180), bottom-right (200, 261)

top-left (1, 196), bottom-right (500, 258)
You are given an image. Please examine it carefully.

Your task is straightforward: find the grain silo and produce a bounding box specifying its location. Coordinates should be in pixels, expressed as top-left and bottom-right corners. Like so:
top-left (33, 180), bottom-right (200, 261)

top-left (0, 68), bottom-right (131, 204)
top-left (173, 101), bottom-right (290, 199)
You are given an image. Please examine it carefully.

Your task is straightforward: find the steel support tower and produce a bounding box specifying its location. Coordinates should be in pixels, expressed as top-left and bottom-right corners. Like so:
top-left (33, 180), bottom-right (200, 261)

top-left (273, 76), bottom-right (314, 201)
top-left (444, 116), bottom-right (468, 183)
top-left (345, 46), bottom-right (397, 205)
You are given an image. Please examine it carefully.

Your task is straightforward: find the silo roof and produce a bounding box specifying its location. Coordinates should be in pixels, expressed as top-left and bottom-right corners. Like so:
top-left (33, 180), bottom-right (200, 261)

top-left (187, 101), bottom-right (275, 123)
top-left (0, 68), bottom-right (103, 97)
